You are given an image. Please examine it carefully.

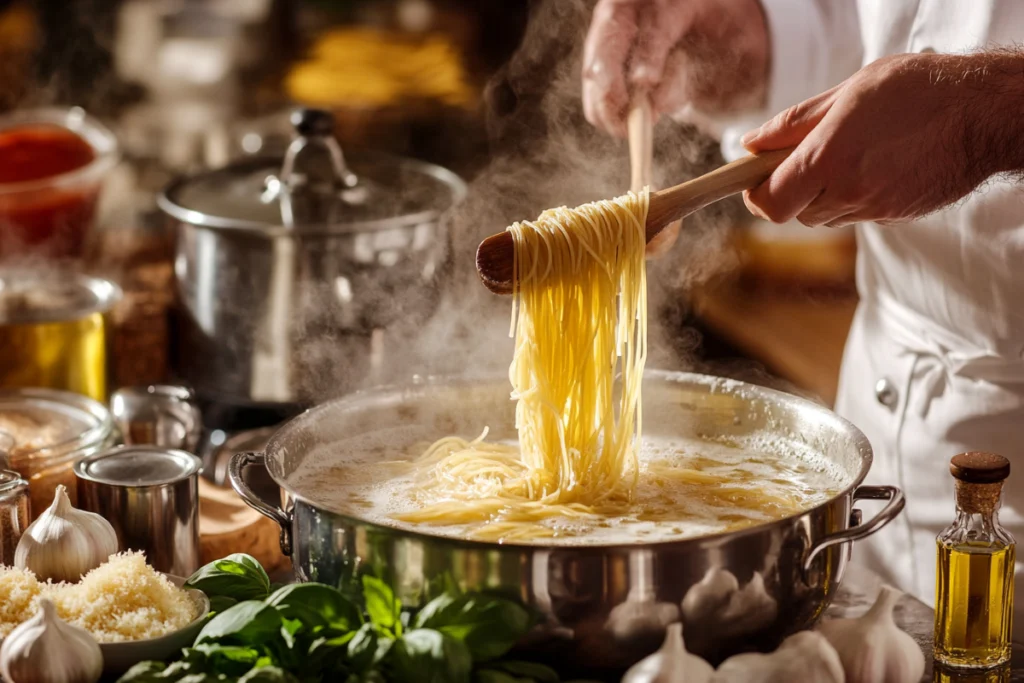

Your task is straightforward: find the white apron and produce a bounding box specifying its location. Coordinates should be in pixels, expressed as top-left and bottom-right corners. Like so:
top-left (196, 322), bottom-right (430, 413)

top-left (708, 0), bottom-right (1024, 632)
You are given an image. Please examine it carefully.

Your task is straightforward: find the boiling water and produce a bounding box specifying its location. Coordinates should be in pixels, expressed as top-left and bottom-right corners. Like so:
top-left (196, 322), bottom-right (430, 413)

top-left (288, 428), bottom-right (848, 545)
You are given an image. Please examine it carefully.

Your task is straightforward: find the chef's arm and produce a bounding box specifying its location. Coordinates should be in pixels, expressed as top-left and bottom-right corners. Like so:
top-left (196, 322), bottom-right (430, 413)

top-left (740, 50), bottom-right (1024, 227)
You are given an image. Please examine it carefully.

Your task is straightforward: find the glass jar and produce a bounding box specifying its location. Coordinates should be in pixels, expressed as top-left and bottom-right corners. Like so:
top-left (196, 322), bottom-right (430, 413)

top-left (0, 468), bottom-right (29, 564)
top-left (0, 107), bottom-right (118, 259)
top-left (0, 269), bottom-right (122, 402)
top-left (0, 388), bottom-right (114, 519)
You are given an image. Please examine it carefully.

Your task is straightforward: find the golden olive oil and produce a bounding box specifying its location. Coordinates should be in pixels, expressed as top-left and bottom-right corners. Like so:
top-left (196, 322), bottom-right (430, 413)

top-left (0, 312), bottom-right (109, 401)
top-left (934, 452), bottom-right (1016, 670)
top-left (0, 271), bottom-right (118, 402)
top-left (934, 541), bottom-right (1014, 667)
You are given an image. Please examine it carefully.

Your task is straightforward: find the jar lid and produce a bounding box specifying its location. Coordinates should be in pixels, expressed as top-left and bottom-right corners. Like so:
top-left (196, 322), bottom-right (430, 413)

top-left (950, 452), bottom-right (1010, 484)
top-left (74, 445), bottom-right (201, 487)
top-left (0, 269), bottom-right (121, 324)
top-left (0, 469), bottom-right (29, 500)
top-left (158, 108), bottom-right (465, 235)
top-left (0, 388), bottom-right (113, 464)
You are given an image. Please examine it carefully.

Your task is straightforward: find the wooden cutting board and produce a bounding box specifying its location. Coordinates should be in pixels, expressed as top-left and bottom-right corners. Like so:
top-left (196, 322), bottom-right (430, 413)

top-left (199, 478), bottom-right (289, 573)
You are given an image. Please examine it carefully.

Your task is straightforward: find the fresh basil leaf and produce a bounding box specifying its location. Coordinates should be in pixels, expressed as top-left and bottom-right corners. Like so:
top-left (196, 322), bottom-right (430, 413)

top-left (197, 600), bottom-right (283, 646)
top-left (489, 661), bottom-right (559, 683)
top-left (389, 629), bottom-right (472, 683)
top-left (185, 643), bottom-right (261, 676)
top-left (238, 666), bottom-right (300, 683)
top-left (267, 583), bottom-right (362, 631)
top-left (412, 594), bottom-right (457, 629)
top-left (413, 594), bottom-right (530, 661)
top-left (116, 662), bottom-right (169, 682)
top-left (208, 595), bottom-right (239, 614)
top-left (345, 622), bottom-right (378, 673)
top-left (186, 554), bottom-right (272, 602)
top-left (362, 576), bottom-right (401, 633)
top-left (473, 672), bottom-right (520, 683)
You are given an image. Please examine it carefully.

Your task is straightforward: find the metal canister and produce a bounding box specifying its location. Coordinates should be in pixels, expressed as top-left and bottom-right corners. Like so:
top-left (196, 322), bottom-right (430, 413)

top-left (0, 469), bottom-right (30, 565)
top-left (110, 385), bottom-right (202, 452)
top-left (75, 445), bottom-right (202, 576)
top-left (0, 269), bottom-right (122, 402)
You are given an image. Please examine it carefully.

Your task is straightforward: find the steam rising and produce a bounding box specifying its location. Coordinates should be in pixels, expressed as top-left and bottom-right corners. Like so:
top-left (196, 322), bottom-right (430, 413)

top-left (371, 0), bottom-right (744, 393)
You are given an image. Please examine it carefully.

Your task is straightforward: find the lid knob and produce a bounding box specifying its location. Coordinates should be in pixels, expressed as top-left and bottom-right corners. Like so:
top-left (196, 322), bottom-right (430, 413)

top-left (290, 108), bottom-right (335, 138)
top-left (950, 452), bottom-right (1010, 484)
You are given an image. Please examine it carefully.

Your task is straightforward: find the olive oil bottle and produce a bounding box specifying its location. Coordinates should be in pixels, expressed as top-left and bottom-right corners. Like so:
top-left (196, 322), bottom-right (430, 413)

top-left (934, 452), bottom-right (1015, 669)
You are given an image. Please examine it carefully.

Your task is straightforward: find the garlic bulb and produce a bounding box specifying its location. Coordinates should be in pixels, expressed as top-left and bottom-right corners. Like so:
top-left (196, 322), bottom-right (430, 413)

top-left (817, 585), bottom-right (924, 683)
top-left (0, 598), bottom-right (102, 683)
top-left (622, 623), bottom-right (713, 683)
top-left (712, 631), bottom-right (844, 683)
top-left (14, 485), bottom-right (118, 582)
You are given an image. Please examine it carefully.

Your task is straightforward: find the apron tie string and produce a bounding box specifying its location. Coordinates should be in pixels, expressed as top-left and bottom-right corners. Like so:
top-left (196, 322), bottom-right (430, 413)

top-left (873, 293), bottom-right (1024, 418)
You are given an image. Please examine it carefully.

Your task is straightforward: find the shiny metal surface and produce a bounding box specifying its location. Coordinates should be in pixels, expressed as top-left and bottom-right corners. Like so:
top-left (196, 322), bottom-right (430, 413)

top-left (230, 371), bottom-right (904, 670)
top-left (75, 445), bottom-right (202, 576)
top-left (161, 130), bottom-right (466, 406)
top-left (111, 385), bottom-right (202, 452)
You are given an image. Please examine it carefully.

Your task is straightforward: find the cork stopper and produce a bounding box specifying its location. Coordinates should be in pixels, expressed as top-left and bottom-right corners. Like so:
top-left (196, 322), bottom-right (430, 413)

top-left (951, 453), bottom-right (1009, 514)
top-left (950, 452), bottom-right (1010, 484)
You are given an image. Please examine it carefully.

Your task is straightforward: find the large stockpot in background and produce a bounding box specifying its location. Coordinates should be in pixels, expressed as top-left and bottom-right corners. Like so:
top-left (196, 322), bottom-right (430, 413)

top-left (159, 109), bottom-right (466, 410)
top-left (230, 371), bottom-right (904, 673)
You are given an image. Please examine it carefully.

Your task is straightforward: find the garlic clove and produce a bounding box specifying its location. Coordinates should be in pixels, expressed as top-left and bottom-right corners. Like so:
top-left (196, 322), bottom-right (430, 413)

top-left (0, 598), bottom-right (103, 683)
top-left (712, 631), bottom-right (845, 683)
top-left (817, 585), bottom-right (924, 683)
top-left (14, 485), bottom-right (119, 583)
top-left (622, 622), bottom-right (714, 683)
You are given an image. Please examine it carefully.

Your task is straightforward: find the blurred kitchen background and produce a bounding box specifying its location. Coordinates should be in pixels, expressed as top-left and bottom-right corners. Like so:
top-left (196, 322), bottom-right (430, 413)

top-left (0, 0), bottom-right (859, 452)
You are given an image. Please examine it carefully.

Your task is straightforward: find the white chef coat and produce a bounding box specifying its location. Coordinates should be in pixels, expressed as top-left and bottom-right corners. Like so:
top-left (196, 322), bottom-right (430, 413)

top-left (712, 0), bottom-right (1024, 634)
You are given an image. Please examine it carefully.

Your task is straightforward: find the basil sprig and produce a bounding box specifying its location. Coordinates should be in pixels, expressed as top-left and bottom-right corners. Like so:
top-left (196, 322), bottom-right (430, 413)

top-left (119, 554), bottom-right (590, 683)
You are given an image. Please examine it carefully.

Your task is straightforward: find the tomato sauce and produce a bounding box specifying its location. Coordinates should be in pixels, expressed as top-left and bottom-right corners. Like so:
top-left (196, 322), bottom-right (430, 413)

top-left (0, 125), bottom-right (101, 258)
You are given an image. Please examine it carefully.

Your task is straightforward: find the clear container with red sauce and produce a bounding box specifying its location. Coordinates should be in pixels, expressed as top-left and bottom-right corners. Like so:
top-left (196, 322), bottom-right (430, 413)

top-left (0, 107), bottom-right (118, 258)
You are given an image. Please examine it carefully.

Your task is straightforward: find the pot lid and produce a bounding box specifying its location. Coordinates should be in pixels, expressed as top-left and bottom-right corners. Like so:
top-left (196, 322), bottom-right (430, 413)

top-left (159, 108), bottom-right (465, 233)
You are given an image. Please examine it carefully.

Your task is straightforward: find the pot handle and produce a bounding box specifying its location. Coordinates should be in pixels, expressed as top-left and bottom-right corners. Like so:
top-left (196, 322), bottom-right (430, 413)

top-left (803, 485), bottom-right (905, 574)
top-left (228, 451), bottom-right (293, 556)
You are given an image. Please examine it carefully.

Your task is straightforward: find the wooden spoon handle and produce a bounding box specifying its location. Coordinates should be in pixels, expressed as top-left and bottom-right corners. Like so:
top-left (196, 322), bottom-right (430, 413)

top-left (628, 100), bottom-right (653, 192)
top-left (644, 146), bottom-right (794, 241)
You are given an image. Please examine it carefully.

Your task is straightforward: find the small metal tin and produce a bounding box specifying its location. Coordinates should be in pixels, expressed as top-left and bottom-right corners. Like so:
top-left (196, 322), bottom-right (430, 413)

top-left (0, 468), bottom-right (30, 565)
top-left (75, 445), bottom-right (202, 576)
top-left (111, 385), bottom-right (202, 452)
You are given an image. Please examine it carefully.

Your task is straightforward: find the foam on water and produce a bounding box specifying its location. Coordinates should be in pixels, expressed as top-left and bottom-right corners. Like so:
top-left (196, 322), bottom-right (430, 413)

top-left (287, 428), bottom-right (850, 546)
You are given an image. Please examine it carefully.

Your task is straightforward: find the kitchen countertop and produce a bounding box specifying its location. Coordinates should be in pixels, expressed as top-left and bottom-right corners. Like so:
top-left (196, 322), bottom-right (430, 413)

top-left (692, 284), bottom-right (858, 406)
top-left (832, 563), bottom-right (1019, 682)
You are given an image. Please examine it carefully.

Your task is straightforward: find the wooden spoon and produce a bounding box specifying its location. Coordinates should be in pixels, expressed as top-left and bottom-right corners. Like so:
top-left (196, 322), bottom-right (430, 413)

top-left (475, 146), bottom-right (794, 295)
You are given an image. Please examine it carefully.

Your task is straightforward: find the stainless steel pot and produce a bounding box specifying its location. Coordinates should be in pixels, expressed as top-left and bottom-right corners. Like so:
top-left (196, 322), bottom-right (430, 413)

top-left (159, 109), bottom-right (466, 408)
top-left (229, 371), bottom-right (903, 672)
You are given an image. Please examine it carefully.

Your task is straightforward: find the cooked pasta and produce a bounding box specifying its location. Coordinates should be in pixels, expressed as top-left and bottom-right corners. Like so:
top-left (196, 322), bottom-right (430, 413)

top-left (392, 191), bottom-right (650, 538)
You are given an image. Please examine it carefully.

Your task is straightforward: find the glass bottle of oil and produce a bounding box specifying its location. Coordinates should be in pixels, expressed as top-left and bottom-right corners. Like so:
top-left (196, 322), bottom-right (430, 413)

top-left (934, 452), bottom-right (1014, 669)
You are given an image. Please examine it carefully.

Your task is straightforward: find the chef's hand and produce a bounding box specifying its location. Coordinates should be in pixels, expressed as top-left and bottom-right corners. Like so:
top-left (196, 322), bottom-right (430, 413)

top-left (582, 0), bottom-right (770, 137)
top-left (741, 52), bottom-right (1024, 227)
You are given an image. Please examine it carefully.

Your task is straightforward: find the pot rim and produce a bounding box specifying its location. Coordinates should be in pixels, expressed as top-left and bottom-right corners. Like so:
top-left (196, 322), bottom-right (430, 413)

top-left (157, 153), bottom-right (467, 236)
top-left (262, 370), bottom-right (875, 551)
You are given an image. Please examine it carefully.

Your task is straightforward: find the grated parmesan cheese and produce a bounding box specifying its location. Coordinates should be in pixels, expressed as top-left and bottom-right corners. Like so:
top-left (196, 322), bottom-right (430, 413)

top-left (0, 566), bottom-right (42, 637)
top-left (0, 552), bottom-right (198, 642)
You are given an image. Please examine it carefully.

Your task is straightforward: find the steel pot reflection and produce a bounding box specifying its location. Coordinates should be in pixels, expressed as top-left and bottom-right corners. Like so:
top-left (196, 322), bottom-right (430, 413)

top-left (229, 371), bottom-right (903, 672)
